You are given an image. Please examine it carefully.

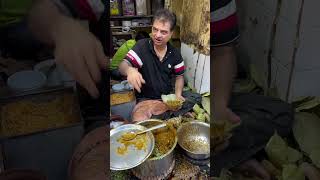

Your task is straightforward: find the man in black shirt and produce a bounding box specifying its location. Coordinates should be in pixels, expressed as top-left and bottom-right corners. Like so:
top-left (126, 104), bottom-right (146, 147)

top-left (119, 9), bottom-right (185, 102)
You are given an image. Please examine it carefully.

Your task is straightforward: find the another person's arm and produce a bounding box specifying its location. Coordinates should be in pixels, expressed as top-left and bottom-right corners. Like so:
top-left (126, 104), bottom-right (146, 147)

top-left (28, 0), bottom-right (107, 98)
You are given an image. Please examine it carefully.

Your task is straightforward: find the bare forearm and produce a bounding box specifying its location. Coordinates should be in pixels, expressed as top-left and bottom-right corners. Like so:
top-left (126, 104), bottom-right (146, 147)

top-left (212, 46), bottom-right (237, 108)
top-left (119, 60), bottom-right (132, 76)
top-left (175, 75), bottom-right (184, 96)
top-left (28, 0), bottom-right (67, 45)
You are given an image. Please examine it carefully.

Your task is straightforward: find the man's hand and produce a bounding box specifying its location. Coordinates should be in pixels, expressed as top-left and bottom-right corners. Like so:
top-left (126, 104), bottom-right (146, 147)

top-left (213, 106), bottom-right (241, 124)
top-left (126, 67), bottom-right (145, 92)
top-left (213, 140), bottom-right (230, 155)
top-left (53, 17), bottom-right (107, 98)
top-left (176, 94), bottom-right (185, 102)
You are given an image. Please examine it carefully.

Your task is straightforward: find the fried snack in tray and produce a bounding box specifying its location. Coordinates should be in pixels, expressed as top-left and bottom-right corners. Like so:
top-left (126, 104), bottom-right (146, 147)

top-left (0, 94), bottom-right (78, 137)
top-left (110, 91), bottom-right (135, 106)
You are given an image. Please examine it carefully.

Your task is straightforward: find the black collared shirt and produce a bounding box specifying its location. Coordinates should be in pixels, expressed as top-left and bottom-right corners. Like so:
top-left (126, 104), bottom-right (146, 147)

top-left (124, 38), bottom-right (185, 100)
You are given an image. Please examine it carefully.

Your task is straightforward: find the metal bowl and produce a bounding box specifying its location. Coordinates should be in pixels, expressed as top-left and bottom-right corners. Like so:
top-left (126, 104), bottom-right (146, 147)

top-left (110, 124), bottom-right (155, 170)
top-left (177, 121), bottom-right (210, 159)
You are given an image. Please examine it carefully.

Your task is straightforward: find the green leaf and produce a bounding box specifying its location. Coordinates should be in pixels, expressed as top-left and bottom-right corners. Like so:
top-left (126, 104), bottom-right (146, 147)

top-left (265, 132), bottom-right (288, 168)
top-left (193, 104), bottom-right (204, 114)
top-left (295, 98), bottom-right (320, 112)
top-left (281, 164), bottom-right (305, 180)
top-left (287, 147), bottom-right (303, 163)
top-left (293, 112), bottom-right (320, 168)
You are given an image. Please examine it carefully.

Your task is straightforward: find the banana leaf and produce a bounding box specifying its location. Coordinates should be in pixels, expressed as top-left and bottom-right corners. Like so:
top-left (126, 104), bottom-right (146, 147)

top-left (281, 164), bottom-right (305, 180)
top-left (293, 112), bottom-right (320, 168)
top-left (201, 96), bottom-right (210, 114)
top-left (265, 132), bottom-right (302, 168)
top-left (265, 132), bottom-right (289, 168)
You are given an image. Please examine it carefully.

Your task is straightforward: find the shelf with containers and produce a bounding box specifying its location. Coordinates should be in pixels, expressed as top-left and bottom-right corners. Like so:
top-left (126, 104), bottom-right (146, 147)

top-left (110, 0), bottom-right (164, 54)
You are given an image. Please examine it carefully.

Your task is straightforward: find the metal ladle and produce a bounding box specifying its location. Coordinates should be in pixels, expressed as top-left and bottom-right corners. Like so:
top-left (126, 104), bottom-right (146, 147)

top-left (122, 123), bottom-right (167, 141)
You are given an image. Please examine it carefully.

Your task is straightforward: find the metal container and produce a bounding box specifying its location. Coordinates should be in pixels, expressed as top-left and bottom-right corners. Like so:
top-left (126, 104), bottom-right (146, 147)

top-left (0, 87), bottom-right (84, 180)
top-left (177, 121), bottom-right (210, 160)
top-left (68, 126), bottom-right (107, 180)
top-left (111, 90), bottom-right (136, 121)
top-left (110, 124), bottom-right (155, 170)
top-left (0, 169), bottom-right (47, 180)
top-left (132, 119), bottom-right (177, 179)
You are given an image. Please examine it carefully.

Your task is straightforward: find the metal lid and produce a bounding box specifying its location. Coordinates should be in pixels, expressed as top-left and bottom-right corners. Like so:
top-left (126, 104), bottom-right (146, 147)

top-left (110, 124), bottom-right (155, 170)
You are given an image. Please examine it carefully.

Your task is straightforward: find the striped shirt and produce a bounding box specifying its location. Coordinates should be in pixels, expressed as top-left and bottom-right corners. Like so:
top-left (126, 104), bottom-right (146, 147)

top-left (211, 0), bottom-right (239, 46)
top-left (53, 0), bottom-right (104, 21)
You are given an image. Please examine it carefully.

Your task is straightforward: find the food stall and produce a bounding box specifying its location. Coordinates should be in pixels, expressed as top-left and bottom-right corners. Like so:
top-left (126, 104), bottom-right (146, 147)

top-left (109, 0), bottom-right (212, 179)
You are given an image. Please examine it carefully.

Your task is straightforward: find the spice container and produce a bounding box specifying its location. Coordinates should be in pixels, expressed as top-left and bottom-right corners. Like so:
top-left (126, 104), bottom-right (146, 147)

top-left (122, 0), bottom-right (135, 16)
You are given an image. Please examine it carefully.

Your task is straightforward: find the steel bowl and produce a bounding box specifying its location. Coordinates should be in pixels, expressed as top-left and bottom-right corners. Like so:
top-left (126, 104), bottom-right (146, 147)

top-left (110, 124), bottom-right (155, 170)
top-left (177, 121), bottom-right (210, 159)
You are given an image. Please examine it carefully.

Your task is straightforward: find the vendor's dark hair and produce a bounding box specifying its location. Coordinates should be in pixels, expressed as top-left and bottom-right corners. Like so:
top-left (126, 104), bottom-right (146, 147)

top-left (153, 9), bottom-right (176, 31)
top-left (135, 31), bottom-right (149, 41)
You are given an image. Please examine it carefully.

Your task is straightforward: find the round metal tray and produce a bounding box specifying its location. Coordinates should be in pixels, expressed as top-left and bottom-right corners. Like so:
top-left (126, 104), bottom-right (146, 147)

top-left (110, 124), bottom-right (155, 170)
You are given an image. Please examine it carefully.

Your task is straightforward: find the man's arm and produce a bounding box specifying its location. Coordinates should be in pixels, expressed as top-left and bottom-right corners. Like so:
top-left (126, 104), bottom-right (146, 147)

top-left (212, 46), bottom-right (240, 122)
top-left (119, 60), bottom-right (145, 92)
top-left (175, 75), bottom-right (185, 101)
top-left (119, 60), bottom-right (132, 76)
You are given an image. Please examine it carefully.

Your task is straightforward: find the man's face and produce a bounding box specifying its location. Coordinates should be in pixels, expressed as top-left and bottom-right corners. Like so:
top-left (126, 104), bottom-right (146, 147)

top-left (151, 19), bottom-right (173, 47)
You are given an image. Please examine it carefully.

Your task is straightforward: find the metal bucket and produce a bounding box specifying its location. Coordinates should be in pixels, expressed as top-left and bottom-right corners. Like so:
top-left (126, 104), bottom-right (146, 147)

top-left (68, 126), bottom-right (107, 180)
top-left (0, 169), bottom-right (47, 180)
top-left (132, 119), bottom-right (177, 179)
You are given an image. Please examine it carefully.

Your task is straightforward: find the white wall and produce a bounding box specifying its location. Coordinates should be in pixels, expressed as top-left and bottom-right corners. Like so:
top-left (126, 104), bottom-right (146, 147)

top-left (181, 43), bottom-right (210, 94)
top-left (237, 0), bottom-right (320, 102)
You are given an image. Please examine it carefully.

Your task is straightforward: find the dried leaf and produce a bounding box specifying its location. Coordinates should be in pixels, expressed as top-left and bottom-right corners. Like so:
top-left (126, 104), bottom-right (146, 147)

top-left (292, 96), bottom-right (315, 108)
top-left (295, 98), bottom-right (320, 112)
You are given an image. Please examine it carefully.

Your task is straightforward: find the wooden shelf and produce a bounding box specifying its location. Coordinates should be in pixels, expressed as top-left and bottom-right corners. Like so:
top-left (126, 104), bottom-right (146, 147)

top-left (112, 32), bottom-right (133, 36)
top-left (111, 25), bottom-right (152, 29)
top-left (110, 15), bottom-right (153, 20)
